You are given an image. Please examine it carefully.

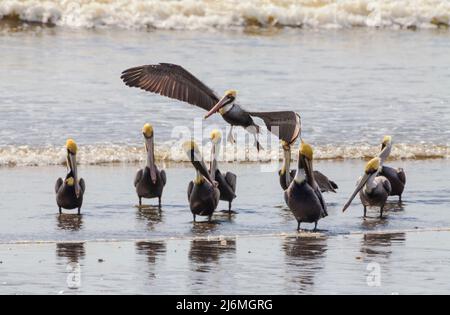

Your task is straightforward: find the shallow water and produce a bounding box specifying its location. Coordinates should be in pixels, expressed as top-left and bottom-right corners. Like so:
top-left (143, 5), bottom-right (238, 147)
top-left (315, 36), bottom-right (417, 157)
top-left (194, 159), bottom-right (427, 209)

top-left (0, 160), bottom-right (449, 242)
top-left (1, 27), bottom-right (450, 165)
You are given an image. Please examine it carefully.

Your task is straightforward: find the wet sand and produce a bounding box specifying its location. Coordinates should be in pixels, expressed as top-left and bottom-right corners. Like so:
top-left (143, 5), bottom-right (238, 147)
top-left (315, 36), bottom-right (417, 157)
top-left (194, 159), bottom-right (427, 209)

top-left (0, 160), bottom-right (449, 294)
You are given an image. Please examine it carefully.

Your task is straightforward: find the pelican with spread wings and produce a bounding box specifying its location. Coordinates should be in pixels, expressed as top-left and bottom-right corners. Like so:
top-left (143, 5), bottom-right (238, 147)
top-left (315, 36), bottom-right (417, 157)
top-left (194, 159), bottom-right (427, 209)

top-left (121, 63), bottom-right (301, 150)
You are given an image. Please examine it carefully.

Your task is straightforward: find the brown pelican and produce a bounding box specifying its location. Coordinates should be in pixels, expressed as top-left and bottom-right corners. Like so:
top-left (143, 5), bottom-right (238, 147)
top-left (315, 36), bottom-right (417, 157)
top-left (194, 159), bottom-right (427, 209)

top-left (209, 130), bottom-right (237, 212)
top-left (183, 141), bottom-right (220, 222)
top-left (378, 136), bottom-right (406, 202)
top-left (134, 123), bottom-right (167, 208)
top-left (284, 141), bottom-right (328, 231)
top-left (55, 139), bottom-right (85, 215)
top-left (279, 140), bottom-right (338, 193)
top-left (342, 157), bottom-right (392, 218)
top-left (120, 63), bottom-right (301, 150)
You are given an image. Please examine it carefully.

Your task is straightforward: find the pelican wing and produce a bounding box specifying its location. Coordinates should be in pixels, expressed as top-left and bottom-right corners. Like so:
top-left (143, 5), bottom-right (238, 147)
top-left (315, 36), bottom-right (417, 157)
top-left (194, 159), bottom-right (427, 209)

top-left (314, 187), bottom-right (328, 217)
top-left (79, 178), bottom-right (86, 193)
top-left (121, 63), bottom-right (220, 111)
top-left (398, 168), bottom-right (406, 185)
top-left (224, 171), bottom-right (237, 193)
top-left (313, 170), bottom-right (338, 193)
top-left (160, 169), bottom-right (167, 186)
top-left (249, 111), bottom-right (301, 144)
top-left (55, 178), bottom-right (63, 194)
top-left (187, 181), bottom-right (194, 200)
top-left (134, 169), bottom-right (143, 187)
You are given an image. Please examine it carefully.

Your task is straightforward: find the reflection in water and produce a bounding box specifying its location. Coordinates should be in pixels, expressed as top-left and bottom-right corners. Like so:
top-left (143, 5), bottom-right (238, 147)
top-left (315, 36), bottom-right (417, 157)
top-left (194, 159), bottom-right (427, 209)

top-left (135, 241), bottom-right (166, 279)
top-left (56, 242), bottom-right (86, 264)
top-left (56, 214), bottom-right (83, 231)
top-left (360, 232), bottom-right (406, 258)
top-left (360, 217), bottom-right (389, 230)
top-left (191, 221), bottom-right (219, 235)
top-left (384, 201), bottom-right (405, 213)
top-left (283, 236), bottom-right (328, 292)
top-left (189, 239), bottom-right (236, 273)
top-left (136, 206), bottom-right (163, 229)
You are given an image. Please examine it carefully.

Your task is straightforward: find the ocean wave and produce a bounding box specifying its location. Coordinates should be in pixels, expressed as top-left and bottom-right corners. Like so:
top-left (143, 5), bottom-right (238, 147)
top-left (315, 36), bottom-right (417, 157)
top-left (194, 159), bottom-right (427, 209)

top-left (0, 142), bottom-right (448, 167)
top-left (0, 0), bottom-right (449, 30)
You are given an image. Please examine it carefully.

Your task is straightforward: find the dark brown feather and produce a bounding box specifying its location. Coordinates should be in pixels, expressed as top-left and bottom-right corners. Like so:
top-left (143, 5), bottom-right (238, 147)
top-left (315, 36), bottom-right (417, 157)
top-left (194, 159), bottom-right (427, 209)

top-left (249, 111), bottom-right (301, 144)
top-left (121, 63), bottom-right (219, 111)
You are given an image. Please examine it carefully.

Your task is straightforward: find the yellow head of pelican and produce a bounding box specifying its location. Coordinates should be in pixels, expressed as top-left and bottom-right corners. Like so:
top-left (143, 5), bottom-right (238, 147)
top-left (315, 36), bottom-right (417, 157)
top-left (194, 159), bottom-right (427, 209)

top-left (365, 157), bottom-right (381, 174)
top-left (205, 90), bottom-right (237, 119)
top-left (382, 135), bottom-right (392, 146)
top-left (224, 89), bottom-right (237, 98)
top-left (299, 141), bottom-right (313, 161)
top-left (210, 129), bottom-right (222, 144)
top-left (142, 123), bottom-right (153, 138)
top-left (66, 139), bottom-right (78, 155)
top-left (182, 140), bottom-right (198, 153)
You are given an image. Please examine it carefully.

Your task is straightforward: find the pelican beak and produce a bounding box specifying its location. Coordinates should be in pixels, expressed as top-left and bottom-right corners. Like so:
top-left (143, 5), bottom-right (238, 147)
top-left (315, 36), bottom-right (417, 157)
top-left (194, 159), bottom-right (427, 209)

top-left (204, 95), bottom-right (230, 119)
top-left (145, 135), bottom-right (157, 184)
top-left (186, 147), bottom-right (214, 185)
top-left (283, 146), bottom-right (291, 187)
top-left (299, 153), bottom-right (313, 183)
top-left (342, 173), bottom-right (370, 212)
top-left (68, 152), bottom-right (81, 199)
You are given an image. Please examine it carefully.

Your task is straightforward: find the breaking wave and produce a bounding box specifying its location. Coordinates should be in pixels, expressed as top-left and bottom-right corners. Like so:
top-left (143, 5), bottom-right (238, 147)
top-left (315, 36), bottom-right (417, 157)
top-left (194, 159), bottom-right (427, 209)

top-left (0, 142), bottom-right (448, 167)
top-left (0, 0), bottom-right (449, 31)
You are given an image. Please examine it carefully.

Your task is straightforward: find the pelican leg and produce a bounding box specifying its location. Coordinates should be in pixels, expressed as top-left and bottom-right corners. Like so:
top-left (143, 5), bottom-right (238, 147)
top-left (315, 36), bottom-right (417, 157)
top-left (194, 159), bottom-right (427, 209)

top-left (228, 201), bottom-right (232, 213)
top-left (139, 197), bottom-right (142, 207)
top-left (193, 214), bottom-right (196, 222)
top-left (313, 222), bottom-right (318, 232)
top-left (297, 220), bottom-right (301, 231)
top-left (245, 125), bottom-right (263, 151)
top-left (77, 207), bottom-right (81, 215)
top-left (158, 197), bottom-right (161, 209)
top-left (208, 215), bottom-right (212, 222)
top-left (399, 195), bottom-right (402, 203)
top-left (363, 206), bottom-right (367, 218)
top-left (227, 126), bottom-right (236, 144)
top-left (379, 205), bottom-right (384, 219)
top-left (253, 133), bottom-right (263, 151)
top-left (59, 207), bottom-right (62, 214)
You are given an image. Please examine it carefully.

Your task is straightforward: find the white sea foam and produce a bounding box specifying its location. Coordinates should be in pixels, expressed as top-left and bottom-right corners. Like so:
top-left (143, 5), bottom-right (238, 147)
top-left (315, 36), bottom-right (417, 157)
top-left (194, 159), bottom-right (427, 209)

top-left (0, 0), bottom-right (448, 30)
top-left (0, 142), bottom-right (447, 167)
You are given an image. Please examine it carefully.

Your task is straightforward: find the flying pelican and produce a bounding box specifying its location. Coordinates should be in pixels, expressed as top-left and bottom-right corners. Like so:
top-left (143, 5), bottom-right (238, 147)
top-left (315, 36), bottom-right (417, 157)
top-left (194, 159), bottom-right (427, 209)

top-left (378, 136), bottom-right (406, 202)
top-left (342, 157), bottom-right (392, 218)
top-left (55, 139), bottom-right (85, 215)
top-left (120, 63), bottom-right (301, 150)
top-left (284, 141), bottom-right (328, 231)
top-left (209, 129), bottom-right (237, 212)
top-left (134, 123), bottom-right (167, 208)
top-left (183, 141), bottom-right (220, 222)
top-left (279, 140), bottom-right (338, 193)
